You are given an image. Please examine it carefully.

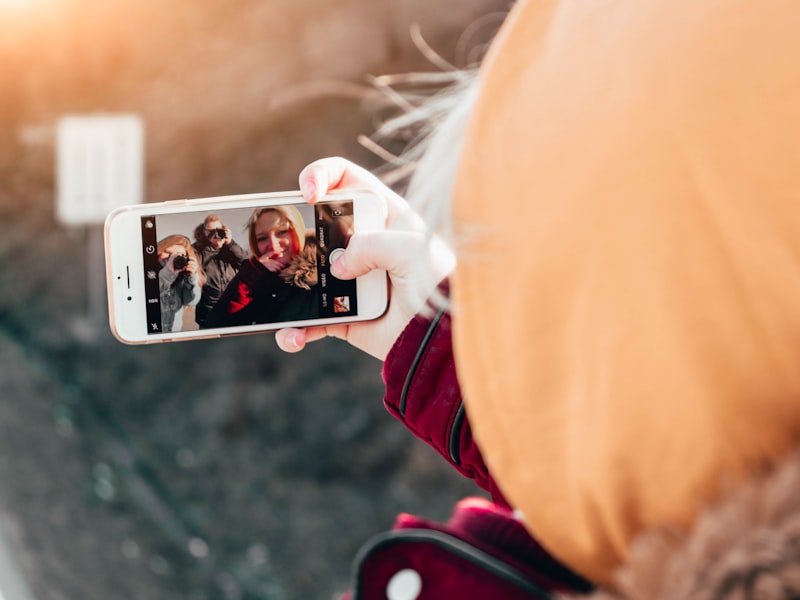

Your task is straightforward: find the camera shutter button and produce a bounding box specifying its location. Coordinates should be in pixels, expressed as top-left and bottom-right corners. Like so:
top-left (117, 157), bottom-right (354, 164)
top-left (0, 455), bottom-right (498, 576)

top-left (329, 248), bottom-right (345, 278)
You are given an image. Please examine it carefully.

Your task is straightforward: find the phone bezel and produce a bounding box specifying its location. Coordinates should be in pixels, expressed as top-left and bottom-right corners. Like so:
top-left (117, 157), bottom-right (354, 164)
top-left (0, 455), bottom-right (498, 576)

top-left (104, 189), bottom-right (388, 344)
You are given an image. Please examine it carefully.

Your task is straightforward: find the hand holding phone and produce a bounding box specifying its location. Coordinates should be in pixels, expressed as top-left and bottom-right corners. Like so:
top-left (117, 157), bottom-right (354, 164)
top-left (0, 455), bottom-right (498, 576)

top-left (105, 187), bottom-right (389, 344)
top-left (275, 157), bottom-right (456, 361)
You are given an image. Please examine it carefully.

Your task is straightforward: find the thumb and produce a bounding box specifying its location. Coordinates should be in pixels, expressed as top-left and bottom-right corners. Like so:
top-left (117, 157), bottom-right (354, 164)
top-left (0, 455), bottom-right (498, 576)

top-left (330, 231), bottom-right (424, 280)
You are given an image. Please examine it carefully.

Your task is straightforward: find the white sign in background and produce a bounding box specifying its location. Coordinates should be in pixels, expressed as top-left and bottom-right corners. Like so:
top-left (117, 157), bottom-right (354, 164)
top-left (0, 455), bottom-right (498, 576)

top-left (56, 114), bottom-right (144, 226)
top-left (55, 114), bottom-right (146, 337)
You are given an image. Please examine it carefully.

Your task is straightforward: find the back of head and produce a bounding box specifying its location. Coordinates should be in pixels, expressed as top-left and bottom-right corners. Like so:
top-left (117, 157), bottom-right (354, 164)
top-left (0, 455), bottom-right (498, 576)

top-left (451, 0), bottom-right (800, 585)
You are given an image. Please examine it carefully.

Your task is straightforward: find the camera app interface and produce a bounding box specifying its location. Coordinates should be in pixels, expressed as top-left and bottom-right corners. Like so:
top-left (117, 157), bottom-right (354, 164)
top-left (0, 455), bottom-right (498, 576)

top-left (139, 201), bottom-right (356, 334)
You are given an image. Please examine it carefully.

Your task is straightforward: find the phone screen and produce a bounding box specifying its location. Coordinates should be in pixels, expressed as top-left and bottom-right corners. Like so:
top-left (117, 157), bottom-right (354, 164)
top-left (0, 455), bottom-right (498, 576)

top-left (138, 201), bottom-right (356, 335)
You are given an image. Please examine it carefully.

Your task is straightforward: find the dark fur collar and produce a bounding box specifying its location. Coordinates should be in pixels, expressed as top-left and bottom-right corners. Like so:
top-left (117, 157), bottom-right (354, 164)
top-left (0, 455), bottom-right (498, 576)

top-left (279, 233), bottom-right (318, 290)
top-left (559, 449), bottom-right (800, 599)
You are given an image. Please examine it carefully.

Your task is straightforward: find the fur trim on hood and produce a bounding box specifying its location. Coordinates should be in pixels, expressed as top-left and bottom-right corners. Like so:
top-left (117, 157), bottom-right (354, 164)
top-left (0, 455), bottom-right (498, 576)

top-left (280, 232), bottom-right (318, 290)
top-left (558, 449), bottom-right (800, 600)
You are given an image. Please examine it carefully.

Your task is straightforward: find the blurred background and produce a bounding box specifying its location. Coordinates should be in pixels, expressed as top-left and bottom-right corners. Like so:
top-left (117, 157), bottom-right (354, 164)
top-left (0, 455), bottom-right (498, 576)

top-left (0, 0), bottom-right (509, 598)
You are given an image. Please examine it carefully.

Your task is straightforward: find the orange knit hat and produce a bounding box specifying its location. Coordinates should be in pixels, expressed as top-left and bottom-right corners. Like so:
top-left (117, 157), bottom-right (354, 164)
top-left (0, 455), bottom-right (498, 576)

top-left (452, 0), bottom-right (800, 585)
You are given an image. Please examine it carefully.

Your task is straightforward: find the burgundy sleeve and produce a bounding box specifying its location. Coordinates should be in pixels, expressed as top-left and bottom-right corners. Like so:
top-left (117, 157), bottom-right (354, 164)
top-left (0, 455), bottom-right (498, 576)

top-left (381, 282), bottom-right (510, 508)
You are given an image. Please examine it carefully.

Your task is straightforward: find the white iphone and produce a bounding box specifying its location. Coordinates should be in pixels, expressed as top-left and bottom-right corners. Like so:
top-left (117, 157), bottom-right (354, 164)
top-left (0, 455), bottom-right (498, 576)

top-left (104, 190), bottom-right (389, 344)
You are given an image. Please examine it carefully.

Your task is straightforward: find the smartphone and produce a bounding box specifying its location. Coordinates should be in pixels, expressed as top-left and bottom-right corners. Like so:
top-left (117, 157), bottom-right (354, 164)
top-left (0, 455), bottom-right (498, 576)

top-left (105, 190), bottom-right (389, 344)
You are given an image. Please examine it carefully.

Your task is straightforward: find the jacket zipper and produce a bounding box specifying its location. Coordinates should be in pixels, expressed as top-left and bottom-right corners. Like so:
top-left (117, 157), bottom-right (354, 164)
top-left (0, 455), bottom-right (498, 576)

top-left (399, 306), bottom-right (446, 416)
top-left (399, 306), bottom-right (465, 467)
top-left (449, 402), bottom-right (465, 466)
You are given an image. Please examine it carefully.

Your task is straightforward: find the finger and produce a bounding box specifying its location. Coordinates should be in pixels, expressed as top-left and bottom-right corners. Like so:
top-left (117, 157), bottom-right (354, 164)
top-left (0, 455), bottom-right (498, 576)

top-left (299, 157), bottom-right (377, 202)
top-left (275, 328), bottom-right (306, 353)
top-left (258, 257), bottom-right (281, 272)
top-left (274, 326), bottom-right (331, 353)
top-left (331, 230), bottom-right (423, 280)
top-left (298, 158), bottom-right (410, 218)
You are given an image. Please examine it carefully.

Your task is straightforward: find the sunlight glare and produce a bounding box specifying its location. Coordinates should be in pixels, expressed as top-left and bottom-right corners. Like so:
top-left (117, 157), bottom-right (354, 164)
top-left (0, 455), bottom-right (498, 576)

top-left (0, 0), bottom-right (50, 23)
top-left (0, 0), bottom-right (38, 9)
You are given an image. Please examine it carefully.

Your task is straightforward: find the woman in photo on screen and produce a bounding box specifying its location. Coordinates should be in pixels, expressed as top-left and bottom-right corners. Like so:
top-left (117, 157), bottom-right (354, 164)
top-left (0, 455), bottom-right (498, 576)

top-left (156, 234), bottom-right (204, 333)
top-left (206, 206), bottom-right (320, 328)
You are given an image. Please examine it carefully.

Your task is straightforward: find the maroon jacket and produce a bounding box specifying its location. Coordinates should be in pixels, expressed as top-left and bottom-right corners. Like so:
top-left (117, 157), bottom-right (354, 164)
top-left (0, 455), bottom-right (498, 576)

top-left (382, 299), bottom-right (509, 506)
top-left (348, 283), bottom-right (593, 598)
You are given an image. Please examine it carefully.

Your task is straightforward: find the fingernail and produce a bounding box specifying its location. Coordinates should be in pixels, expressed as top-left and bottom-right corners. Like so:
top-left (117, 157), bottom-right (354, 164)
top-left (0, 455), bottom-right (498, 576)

top-left (288, 332), bottom-right (300, 349)
top-left (300, 179), bottom-right (316, 201)
top-left (330, 253), bottom-right (345, 278)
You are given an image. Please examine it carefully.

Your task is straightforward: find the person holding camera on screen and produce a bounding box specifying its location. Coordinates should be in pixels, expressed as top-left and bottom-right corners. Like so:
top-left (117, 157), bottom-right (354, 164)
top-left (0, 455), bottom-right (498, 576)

top-left (157, 234), bottom-right (204, 333)
top-left (206, 206), bottom-right (320, 328)
top-left (192, 215), bottom-right (249, 328)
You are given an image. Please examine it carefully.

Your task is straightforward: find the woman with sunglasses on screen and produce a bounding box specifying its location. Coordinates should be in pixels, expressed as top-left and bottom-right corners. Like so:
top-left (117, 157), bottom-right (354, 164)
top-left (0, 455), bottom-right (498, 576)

top-left (192, 215), bottom-right (249, 328)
